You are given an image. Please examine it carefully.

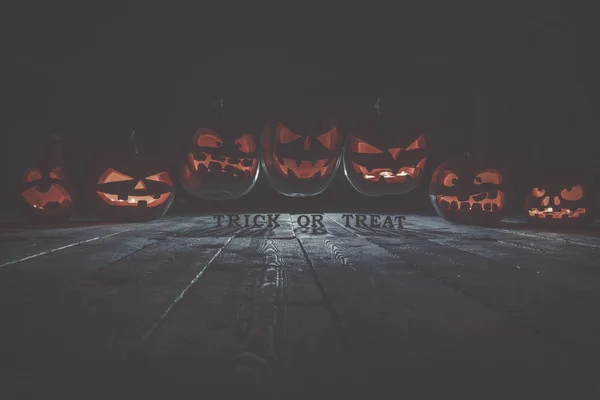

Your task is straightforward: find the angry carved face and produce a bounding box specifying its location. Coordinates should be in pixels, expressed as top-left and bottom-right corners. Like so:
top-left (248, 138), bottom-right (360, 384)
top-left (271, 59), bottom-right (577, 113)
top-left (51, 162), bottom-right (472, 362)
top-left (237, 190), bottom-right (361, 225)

top-left (180, 128), bottom-right (259, 200)
top-left (429, 157), bottom-right (510, 225)
top-left (343, 126), bottom-right (427, 195)
top-left (261, 116), bottom-right (342, 197)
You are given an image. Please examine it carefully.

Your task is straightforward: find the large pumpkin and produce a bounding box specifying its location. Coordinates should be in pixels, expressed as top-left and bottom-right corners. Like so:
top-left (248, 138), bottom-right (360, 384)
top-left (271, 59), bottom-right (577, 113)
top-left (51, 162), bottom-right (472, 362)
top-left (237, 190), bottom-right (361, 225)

top-left (177, 96), bottom-right (262, 200)
top-left (260, 99), bottom-right (342, 197)
top-left (342, 98), bottom-right (427, 196)
top-left (90, 132), bottom-right (175, 221)
top-left (525, 176), bottom-right (594, 227)
top-left (429, 155), bottom-right (511, 225)
top-left (16, 134), bottom-right (75, 223)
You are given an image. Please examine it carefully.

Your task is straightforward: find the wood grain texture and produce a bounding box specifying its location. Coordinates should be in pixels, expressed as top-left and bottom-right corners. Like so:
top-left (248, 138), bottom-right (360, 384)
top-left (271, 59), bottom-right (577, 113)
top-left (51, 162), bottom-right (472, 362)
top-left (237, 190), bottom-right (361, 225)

top-left (1, 213), bottom-right (600, 399)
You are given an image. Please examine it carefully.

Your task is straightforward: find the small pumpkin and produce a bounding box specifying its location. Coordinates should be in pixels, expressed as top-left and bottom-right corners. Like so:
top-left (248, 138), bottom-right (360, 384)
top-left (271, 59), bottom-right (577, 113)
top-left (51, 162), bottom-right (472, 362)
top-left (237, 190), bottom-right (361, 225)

top-left (260, 98), bottom-right (342, 197)
top-left (525, 176), bottom-right (594, 227)
top-left (177, 96), bottom-right (262, 200)
top-left (342, 97), bottom-right (427, 196)
top-left (429, 154), bottom-right (511, 225)
top-left (91, 131), bottom-right (175, 221)
top-left (16, 133), bottom-right (75, 223)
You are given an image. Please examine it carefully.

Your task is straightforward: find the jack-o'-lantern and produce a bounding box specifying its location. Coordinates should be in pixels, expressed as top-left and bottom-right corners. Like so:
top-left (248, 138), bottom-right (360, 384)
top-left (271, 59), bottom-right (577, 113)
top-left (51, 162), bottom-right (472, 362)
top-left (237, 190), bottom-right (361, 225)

top-left (16, 134), bottom-right (75, 223)
top-left (525, 176), bottom-right (594, 227)
top-left (342, 98), bottom-right (427, 196)
top-left (261, 100), bottom-right (342, 196)
top-left (91, 132), bottom-right (175, 221)
top-left (177, 96), bottom-right (262, 200)
top-left (429, 155), bottom-right (511, 225)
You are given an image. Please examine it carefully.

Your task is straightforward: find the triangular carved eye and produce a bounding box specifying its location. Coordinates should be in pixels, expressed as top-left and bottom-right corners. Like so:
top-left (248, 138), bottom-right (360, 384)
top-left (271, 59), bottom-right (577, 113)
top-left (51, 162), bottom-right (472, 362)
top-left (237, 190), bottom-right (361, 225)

top-left (146, 172), bottom-right (173, 186)
top-left (316, 127), bottom-right (339, 150)
top-left (276, 124), bottom-right (302, 144)
top-left (406, 135), bottom-right (425, 151)
top-left (98, 169), bottom-right (134, 184)
top-left (351, 137), bottom-right (383, 154)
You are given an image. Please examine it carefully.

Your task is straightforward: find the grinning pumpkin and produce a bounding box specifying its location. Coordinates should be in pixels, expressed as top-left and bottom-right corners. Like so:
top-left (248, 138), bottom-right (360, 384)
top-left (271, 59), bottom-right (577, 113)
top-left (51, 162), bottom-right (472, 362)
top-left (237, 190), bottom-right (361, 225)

top-left (91, 132), bottom-right (175, 221)
top-left (429, 155), bottom-right (511, 225)
top-left (16, 134), bottom-right (75, 223)
top-left (260, 100), bottom-right (343, 197)
top-left (525, 176), bottom-right (594, 227)
top-left (342, 98), bottom-right (427, 196)
top-left (177, 96), bottom-right (262, 200)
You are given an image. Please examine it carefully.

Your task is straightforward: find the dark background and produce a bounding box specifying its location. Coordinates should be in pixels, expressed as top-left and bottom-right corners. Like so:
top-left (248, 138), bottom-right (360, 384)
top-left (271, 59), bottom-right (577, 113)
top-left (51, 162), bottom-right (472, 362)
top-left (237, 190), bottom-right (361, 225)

top-left (1, 2), bottom-right (597, 216)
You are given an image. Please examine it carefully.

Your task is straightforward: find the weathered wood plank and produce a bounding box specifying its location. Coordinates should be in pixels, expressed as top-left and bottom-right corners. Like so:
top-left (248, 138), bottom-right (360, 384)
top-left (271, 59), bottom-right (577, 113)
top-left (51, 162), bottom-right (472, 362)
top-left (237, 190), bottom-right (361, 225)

top-left (289, 214), bottom-right (600, 397)
top-left (140, 234), bottom-right (341, 397)
top-left (0, 216), bottom-right (212, 268)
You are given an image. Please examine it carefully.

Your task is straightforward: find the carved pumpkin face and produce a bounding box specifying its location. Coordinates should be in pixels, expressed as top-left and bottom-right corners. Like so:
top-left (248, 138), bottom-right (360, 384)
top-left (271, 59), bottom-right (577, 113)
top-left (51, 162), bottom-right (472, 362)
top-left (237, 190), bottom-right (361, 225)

top-left (261, 111), bottom-right (343, 197)
top-left (179, 128), bottom-right (259, 200)
top-left (344, 129), bottom-right (427, 196)
top-left (92, 154), bottom-right (175, 221)
top-left (19, 166), bottom-right (73, 221)
top-left (15, 134), bottom-right (75, 223)
top-left (525, 177), bottom-right (594, 227)
top-left (429, 157), bottom-right (511, 225)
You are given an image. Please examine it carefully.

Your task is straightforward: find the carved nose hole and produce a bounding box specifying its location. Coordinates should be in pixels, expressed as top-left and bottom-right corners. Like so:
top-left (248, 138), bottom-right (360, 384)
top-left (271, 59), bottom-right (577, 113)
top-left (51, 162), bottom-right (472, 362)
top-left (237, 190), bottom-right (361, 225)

top-left (134, 181), bottom-right (147, 190)
top-left (554, 196), bottom-right (561, 205)
top-left (304, 137), bottom-right (310, 150)
top-left (541, 196), bottom-right (550, 206)
top-left (388, 148), bottom-right (402, 160)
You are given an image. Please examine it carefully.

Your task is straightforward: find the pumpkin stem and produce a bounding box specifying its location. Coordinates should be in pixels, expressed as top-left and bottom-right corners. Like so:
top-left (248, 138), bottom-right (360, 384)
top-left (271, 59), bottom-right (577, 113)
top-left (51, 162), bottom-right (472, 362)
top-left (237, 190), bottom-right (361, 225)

top-left (375, 97), bottom-right (381, 116)
top-left (131, 130), bottom-right (139, 155)
top-left (219, 95), bottom-right (225, 117)
top-left (51, 133), bottom-right (62, 142)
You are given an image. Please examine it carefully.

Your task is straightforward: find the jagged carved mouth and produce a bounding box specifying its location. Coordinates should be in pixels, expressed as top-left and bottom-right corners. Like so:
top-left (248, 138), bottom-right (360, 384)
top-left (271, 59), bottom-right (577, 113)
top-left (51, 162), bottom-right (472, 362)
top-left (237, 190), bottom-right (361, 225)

top-left (275, 156), bottom-right (334, 179)
top-left (436, 191), bottom-right (505, 212)
top-left (528, 208), bottom-right (587, 219)
top-left (352, 158), bottom-right (426, 183)
top-left (188, 152), bottom-right (257, 178)
top-left (96, 192), bottom-right (171, 208)
top-left (22, 185), bottom-right (72, 210)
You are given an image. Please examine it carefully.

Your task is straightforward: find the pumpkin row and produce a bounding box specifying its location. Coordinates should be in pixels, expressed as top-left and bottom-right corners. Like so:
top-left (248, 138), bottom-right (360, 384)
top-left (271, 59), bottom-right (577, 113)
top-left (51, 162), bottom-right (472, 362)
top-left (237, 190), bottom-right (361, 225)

top-left (16, 97), bottom-right (594, 227)
top-left (18, 127), bottom-right (593, 229)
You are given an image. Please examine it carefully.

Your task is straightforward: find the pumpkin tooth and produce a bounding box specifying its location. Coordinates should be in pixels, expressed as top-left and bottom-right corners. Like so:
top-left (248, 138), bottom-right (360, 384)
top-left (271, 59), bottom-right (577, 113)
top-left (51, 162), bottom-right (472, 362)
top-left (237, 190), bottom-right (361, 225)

top-left (450, 201), bottom-right (458, 210)
top-left (471, 203), bottom-right (483, 211)
top-left (484, 203), bottom-right (492, 211)
top-left (492, 203), bottom-right (498, 211)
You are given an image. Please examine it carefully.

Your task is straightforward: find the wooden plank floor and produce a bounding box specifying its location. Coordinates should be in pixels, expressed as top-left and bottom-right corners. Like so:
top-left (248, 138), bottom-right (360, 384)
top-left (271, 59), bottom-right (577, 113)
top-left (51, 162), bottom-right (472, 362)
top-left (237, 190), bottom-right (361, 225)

top-left (1, 214), bottom-right (599, 399)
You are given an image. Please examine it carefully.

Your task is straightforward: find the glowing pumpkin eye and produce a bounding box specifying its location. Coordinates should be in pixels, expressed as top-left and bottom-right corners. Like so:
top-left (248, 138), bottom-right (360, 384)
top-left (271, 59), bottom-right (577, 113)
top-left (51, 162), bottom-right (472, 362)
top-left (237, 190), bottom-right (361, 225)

top-left (351, 137), bottom-right (383, 154)
top-left (193, 129), bottom-right (223, 148)
top-left (560, 185), bottom-right (584, 201)
top-left (98, 168), bottom-right (134, 184)
top-left (316, 127), bottom-right (339, 150)
top-left (277, 124), bottom-right (302, 144)
top-left (23, 168), bottom-right (42, 183)
top-left (235, 134), bottom-right (256, 153)
top-left (49, 167), bottom-right (65, 180)
top-left (146, 172), bottom-right (173, 186)
top-left (532, 187), bottom-right (545, 197)
top-left (440, 170), bottom-right (458, 187)
top-left (405, 135), bottom-right (425, 150)
top-left (474, 170), bottom-right (502, 185)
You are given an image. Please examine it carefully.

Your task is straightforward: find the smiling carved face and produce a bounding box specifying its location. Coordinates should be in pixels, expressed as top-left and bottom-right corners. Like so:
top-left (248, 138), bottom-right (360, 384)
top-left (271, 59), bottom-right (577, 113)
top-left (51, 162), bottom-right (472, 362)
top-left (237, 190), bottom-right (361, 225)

top-left (261, 115), bottom-right (343, 197)
top-left (429, 157), bottom-right (510, 225)
top-left (93, 155), bottom-right (175, 221)
top-left (525, 178), bottom-right (593, 227)
top-left (180, 128), bottom-right (259, 200)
